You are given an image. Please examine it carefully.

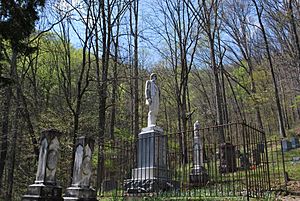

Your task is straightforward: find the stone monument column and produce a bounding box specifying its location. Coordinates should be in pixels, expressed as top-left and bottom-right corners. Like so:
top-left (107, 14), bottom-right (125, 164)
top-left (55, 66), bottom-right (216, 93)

top-left (124, 73), bottom-right (176, 193)
top-left (22, 129), bottom-right (63, 201)
top-left (189, 121), bottom-right (208, 186)
top-left (63, 136), bottom-right (97, 201)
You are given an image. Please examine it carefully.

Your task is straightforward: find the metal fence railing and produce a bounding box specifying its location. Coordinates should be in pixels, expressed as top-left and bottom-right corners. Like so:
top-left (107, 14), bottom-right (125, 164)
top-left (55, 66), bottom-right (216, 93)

top-left (100, 122), bottom-right (286, 200)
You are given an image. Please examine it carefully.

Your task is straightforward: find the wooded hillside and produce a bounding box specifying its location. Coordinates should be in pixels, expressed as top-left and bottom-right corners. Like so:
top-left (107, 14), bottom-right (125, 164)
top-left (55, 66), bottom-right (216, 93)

top-left (1, 0), bottom-right (300, 200)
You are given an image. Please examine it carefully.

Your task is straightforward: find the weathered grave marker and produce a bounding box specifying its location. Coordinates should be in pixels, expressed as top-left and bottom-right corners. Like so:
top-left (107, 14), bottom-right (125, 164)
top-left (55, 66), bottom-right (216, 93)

top-left (22, 129), bottom-right (63, 201)
top-left (63, 137), bottom-right (97, 201)
top-left (189, 121), bottom-right (208, 186)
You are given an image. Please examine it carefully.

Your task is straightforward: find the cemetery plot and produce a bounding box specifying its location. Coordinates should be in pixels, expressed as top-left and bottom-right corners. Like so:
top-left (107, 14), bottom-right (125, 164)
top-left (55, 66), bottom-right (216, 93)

top-left (100, 122), bottom-right (286, 200)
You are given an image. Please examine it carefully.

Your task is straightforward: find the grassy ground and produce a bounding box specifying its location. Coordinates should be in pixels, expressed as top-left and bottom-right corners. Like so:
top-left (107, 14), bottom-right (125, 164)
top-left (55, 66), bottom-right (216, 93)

top-left (283, 147), bottom-right (300, 181)
top-left (100, 136), bottom-right (300, 201)
top-left (99, 195), bottom-right (278, 201)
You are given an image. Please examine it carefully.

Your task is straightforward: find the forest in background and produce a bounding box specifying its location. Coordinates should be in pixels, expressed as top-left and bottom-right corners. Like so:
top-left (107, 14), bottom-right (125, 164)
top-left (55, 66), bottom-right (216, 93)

top-left (1, 0), bottom-right (300, 200)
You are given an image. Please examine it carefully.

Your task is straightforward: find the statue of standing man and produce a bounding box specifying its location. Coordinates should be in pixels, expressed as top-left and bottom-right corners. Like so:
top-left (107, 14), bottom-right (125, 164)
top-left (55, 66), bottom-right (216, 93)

top-left (145, 73), bottom-right (160, 127)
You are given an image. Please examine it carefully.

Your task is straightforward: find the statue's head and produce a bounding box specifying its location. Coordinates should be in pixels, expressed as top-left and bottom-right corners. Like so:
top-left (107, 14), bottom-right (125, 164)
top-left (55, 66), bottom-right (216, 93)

top-left (150, 73), bottom-right (157, 81)
top-left (194, 120), bottom-right (200, 130)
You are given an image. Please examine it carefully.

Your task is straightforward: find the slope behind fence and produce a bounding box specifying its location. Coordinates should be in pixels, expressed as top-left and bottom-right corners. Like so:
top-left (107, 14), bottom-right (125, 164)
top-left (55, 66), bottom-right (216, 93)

top-left (100, 122), bottom-right (286, 200)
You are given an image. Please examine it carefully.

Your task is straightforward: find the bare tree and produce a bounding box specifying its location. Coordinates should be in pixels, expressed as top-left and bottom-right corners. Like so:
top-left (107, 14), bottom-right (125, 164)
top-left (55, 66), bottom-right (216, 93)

top-left (222, 0), bottom-right (264, 129)
top-left (187, 0), bottom-right (225, 143)
top-left (252, 0), bottom-right (286, 137)
top-left (149, 0), bottom-right (201, 163)
top-left (54, 0), bottom-right (95, 182)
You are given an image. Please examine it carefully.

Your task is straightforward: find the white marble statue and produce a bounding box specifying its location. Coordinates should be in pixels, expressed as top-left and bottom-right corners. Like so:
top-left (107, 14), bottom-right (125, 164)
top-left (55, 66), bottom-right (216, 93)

top-left (145, 73), bottom-right (160, 127)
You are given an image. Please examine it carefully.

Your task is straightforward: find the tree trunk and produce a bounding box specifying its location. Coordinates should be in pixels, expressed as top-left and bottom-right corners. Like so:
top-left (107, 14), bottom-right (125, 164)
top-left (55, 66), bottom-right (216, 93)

top-left (289, 0), bottom-right (300, 81)
top-left (133, 0), bottom-right (139, 140)
top-left (0, 86), bottom-right (12, 189)
top-left (96, 0), bottom-right (111, 193)
top-left (109, 20), bottom-right (120, 142)
top-left (6, 88), bottom-right (20, 201)
top-left (253, 0), bottom-right (286, 137)
top-left (209, 36), bottom-right (225, 143)
top-left (0, 48), bottom-right (17, 188)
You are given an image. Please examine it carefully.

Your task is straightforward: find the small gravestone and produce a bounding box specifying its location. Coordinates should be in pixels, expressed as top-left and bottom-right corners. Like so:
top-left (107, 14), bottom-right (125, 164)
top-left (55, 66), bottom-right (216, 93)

top-left (282, 139), bottom-right (292, 152)
top-left (189, 121), bottom-right (208, 186)
top-left (22, 129), bottom-right (63, 201)
top-left (63, 137), bottom-right (97, 201)
top-left (219, 143), bottom-right (237, 173)
top-left (252, 149), bottom-right (261, 165)
top-left (292, 156), bottom-right (300, 164)
top-left (239, 153), bottom-right (250, 170)
top-left (290, 137), bottom-right (300, 149)
top-left (257, 143), bottom-right (265, 153)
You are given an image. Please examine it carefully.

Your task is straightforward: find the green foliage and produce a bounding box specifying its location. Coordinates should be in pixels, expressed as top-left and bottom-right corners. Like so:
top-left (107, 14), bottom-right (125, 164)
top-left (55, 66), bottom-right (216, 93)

top-left (231, 66), bottom-right (250, 101)
top-left (291, 95), bottom-right (300, 109)
top-left (0, 0), bottom-right (45, 48)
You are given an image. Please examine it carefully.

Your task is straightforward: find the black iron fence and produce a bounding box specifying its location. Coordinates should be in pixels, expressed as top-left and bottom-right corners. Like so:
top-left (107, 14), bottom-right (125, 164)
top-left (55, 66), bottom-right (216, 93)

top-left (100, 122), bottom-right (286, 200)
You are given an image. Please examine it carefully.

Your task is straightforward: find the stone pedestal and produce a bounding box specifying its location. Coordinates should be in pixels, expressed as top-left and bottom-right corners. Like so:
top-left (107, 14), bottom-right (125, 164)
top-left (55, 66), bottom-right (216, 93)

top-left (291, 137), bottom-right (300, 149)
top-left (22, 129), bottom-right (63, 201)
top-left (124, 126), bottom-right (175, 193)
top-left (282, 139), bottom-right (292, 152)
top-left (22, 184), bottom-right (63, 201)
top-left (63, 137), bottom-right (97, 201)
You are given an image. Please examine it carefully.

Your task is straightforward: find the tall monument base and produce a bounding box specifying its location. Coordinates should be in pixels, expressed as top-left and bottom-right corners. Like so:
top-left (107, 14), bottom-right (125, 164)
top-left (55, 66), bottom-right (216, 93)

top-left (125, 178), bottom-right (176, 194)
top-left (124, 126), bottom-right (177, 193)
top-left (22, 183), bottom-right (63, 201)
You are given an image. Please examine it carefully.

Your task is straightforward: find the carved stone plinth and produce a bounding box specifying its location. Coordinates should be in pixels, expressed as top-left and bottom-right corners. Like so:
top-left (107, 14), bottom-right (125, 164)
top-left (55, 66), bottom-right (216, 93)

top-left (124, 179), bottom-right (178, 194)
top-left (63, 137), bottom-right (97, 201)
top-left (125, 126), bottom-right (175, 193)
top-left (22, 184), bottom-right (63, 201)
top-left (22, 129), bottom-right (63, 201)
